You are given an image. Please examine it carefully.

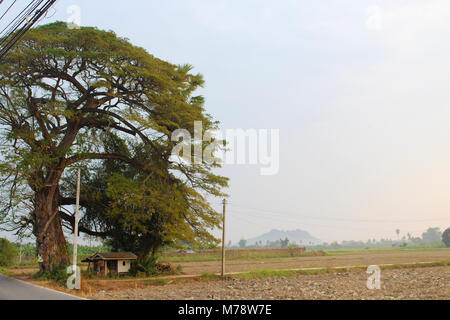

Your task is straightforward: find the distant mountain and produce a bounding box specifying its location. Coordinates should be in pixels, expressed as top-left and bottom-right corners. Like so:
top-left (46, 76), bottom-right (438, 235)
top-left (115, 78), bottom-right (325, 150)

top-left (245, 229), bottom-right (322, 246)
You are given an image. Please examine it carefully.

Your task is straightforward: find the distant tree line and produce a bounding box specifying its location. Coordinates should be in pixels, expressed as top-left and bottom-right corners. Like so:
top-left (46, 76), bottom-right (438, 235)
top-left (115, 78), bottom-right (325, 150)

top-left (234, 227), bottom-right (449, 249)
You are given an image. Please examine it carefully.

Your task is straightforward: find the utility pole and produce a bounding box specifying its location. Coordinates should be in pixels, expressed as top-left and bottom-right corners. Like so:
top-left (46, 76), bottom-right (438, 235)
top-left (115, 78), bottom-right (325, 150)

top-left (221, 198), bottom-right (227, 277)
top-left (72, 168), bottom-right (81, 275)
top-left (18, 241), bottom-right (22, 265)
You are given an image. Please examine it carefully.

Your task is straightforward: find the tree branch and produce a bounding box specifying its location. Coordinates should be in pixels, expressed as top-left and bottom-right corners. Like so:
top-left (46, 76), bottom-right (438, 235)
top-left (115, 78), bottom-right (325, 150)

top-left (65, 153), bottom-right (144, 169)
top-left (59, 211), bottom-right (109, 237)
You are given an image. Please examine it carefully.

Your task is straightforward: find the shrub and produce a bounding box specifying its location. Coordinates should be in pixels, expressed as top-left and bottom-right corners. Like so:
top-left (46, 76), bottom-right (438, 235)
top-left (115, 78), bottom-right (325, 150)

top-left (130, 255), bottom-right (159, 277)
top-left (33, 264), bottom-right (69, 285)
top-left (0, 238), bottom-right (18, 267)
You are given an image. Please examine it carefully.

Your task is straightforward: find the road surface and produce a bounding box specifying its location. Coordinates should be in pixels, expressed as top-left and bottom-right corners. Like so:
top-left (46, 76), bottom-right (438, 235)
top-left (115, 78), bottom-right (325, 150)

top-left (0, 274), bottom-right (83, 300)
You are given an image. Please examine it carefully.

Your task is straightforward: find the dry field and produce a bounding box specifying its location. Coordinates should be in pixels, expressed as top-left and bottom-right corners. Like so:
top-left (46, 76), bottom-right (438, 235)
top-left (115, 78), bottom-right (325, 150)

top-left (6, 248), bottom-right (450, 300)
top-left (90, 266), bottom-right (450, 300)
top-left (169, 248), bottom-right (450, 275)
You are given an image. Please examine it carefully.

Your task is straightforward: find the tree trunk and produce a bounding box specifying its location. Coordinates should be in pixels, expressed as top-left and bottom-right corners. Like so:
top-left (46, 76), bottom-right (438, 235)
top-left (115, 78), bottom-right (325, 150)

top-left (34, 184), bottom-right (70, 273)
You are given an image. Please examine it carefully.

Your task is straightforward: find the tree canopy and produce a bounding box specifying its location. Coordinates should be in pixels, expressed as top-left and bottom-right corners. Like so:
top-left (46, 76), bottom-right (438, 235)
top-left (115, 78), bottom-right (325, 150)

top-left (442, 228), bottom-right (450, 248)
top-left (0, 22), bottom-right (228, 272)
top-left (421, 228), bottom-right (442, 243)
top-left (0, 238), bottom-right (18, 267)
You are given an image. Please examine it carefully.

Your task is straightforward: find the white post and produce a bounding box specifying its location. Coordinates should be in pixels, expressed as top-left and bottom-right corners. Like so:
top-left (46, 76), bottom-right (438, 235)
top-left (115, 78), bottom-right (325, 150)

top-left (18, 241), bottom-right (22, 264)
top-left (73, 168), bottom-right (81, 273)
top-left (221, 198), bottom-right (226, 277)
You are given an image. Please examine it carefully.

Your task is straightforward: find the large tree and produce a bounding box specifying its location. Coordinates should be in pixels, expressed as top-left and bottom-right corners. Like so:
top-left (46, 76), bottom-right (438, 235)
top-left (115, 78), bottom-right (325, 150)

top-left (60, 134), bottom-right (224, 258)
top-left (0, 22), bottom-right (228, 272)
top-left (421, 227), bottom-right (442, 243)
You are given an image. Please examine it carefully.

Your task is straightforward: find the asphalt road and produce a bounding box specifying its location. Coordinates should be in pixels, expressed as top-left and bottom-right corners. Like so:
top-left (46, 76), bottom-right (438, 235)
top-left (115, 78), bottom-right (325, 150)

top-left (0, 274), bottom-right (83, 300)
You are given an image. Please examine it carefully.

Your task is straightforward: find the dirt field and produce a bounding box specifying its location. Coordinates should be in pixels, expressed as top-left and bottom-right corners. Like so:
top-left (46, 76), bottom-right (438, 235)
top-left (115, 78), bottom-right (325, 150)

top-left (89, 266), bottom-right (450, 300)
top-left (7, 248), bottom-right (450, 300)
top-left (172, 249), bottom-right (450, 275)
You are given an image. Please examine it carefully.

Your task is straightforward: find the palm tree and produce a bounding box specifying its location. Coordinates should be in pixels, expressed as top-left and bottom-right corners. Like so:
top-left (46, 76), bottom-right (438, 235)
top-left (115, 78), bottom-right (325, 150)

top-left (396, 229), bottom-right (400, 241)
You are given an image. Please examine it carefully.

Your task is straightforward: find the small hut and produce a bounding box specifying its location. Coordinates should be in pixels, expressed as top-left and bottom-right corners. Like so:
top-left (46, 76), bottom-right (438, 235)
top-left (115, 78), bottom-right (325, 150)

top-left (82, 252), bottom-right (137, 276)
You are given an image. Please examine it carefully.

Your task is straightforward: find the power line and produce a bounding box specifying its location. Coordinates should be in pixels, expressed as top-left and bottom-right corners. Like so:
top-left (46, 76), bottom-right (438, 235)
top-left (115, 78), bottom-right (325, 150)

top-left (0, 0), bottom-right (17, 24)
top-left (225, 202), bottom-right (450, 224)
top-left (227, 210), bottom-right (429, 234)
top-left (0, 0), bottom-right (57, 60)
top-left (0, 1), bottom-right (41, 41)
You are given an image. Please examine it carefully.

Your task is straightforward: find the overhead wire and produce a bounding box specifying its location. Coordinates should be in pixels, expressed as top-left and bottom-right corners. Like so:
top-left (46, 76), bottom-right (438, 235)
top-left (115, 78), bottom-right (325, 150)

top-left (0, 1), bottom-right (41, 41)
top-left (227, 209), bottom-right (429, 235)
top-left (223, 202), bottom-right (450, 223)
top-left (0, 0), bottom-right (17, 24)
top-left (0, 0), bottom-right (57, 59)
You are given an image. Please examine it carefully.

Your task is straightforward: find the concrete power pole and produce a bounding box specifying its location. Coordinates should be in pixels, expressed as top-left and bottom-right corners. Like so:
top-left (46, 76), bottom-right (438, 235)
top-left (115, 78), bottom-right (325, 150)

top-left (221, 198), bottom-right (227, 277)
top-left (18, 241), bottom-right (22, 264)
top-left (72, 168), bottom-right (81, 274)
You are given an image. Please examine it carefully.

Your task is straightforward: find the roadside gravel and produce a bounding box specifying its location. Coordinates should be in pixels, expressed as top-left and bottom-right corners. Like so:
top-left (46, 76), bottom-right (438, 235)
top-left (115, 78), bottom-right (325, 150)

top-left (90, 266), bottom-right (449, 300)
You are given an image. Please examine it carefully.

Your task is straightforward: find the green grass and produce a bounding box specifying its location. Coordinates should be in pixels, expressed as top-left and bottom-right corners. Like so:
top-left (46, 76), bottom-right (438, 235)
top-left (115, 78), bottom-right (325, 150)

top-left (200, 272), bottom-right (222, 279)
top-left (145, 279), bottom-right (167, 286)
top-left (0, 266), bottom-right (13, 277)
top-left (234, 269), bottom-right (295, 279)
top-left (162, 250), bottom-right (325, 263)
top-left (379, 260), bottom-right (450, 270)
top-left (162, 246), bottom-right (449, 263)
top-left (17, 260), bottom-right (38, 267)
top-left (163, 254), bottom-right (223, 262)
top-left (402, 242), bottom-right (447, 249)
top-left (294, 268), bottom-right (337, 276)
top-left (230, 260), bottom-right (450, 280)
top-left (323, 247), bottom-right (449, 256)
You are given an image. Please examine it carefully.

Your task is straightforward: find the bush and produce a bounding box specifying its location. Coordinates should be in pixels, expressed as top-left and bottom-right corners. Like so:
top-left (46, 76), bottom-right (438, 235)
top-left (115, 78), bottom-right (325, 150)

top-left (443, 228), bottom-right (450, 247)
top-left (33, 264), bottom-right (69, 285)
top-left (129, 255), bottom-right (159, 277)
top-left (0, 238), bottom-right (18, 267)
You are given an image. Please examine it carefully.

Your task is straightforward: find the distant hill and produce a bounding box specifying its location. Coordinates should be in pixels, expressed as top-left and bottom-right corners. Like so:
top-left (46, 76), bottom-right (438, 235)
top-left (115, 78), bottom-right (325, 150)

top-left (245, 229), bottom-right (322, 246)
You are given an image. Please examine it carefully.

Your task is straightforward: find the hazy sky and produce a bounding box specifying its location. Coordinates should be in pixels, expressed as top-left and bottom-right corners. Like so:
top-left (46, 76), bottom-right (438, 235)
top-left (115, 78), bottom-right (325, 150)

top-left (3, 0), bottom-right (450, 243)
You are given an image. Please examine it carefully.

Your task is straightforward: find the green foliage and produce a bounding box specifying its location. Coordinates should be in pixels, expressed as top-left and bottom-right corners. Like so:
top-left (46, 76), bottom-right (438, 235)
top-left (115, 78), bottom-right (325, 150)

top-left (0, 266), bottom-right (12, 276)
top-left (235, 269), bottom-right (294, 279)
top-left (422, 228), bottom-right (442, 243)
top-left (403, 241), bottom-right (446, 249)
top-left (0, 238), bottom-right (18, 267)
top-left (33, 264), bottom-right (69, 285)
top-left (201, 272), bottom-right (221, 279)
top-left (129, 255), bottom-right (159, 277)
top-left (0, 21), bottom-right (228, 268)
top-left (17, 243), bottom-right (36, 257)
top-left (67, 243), bottom-right (111, 262)
top-left (153, 279), bottom-right (167, 286)
top-left (442, 228), bottom-right (450, 247)
top-left (280, 238), bottom-right (289, 248)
